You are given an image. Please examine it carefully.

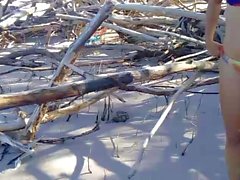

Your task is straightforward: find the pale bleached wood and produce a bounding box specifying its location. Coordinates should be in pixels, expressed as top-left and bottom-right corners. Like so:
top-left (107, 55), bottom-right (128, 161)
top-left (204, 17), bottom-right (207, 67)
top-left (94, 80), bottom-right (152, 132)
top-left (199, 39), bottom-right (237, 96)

top-left (0, 131), bottom-right (37, 169)
top-left (138, 26), bottom-right (206, 46)
top-left (0, 132), bottom-right (32, 152)
top-left (108, 14), bottom-right (177, 26)
top-left (98, 60), bottom-right (217, 81)
top-left (0, 2), bottom-right (3, 19)
top-left (128, 72), bottom-right (201, 179)
top-left (114, 3), bottom-right (225, 25)
top-left (50, 1), bottom-right (116, 85)
top-left (57, 14), bottom-right (163, 42)
top-left (0, 117), bottom-right (26, 131)
top-left (42, 88), bottom-right (117, 123)
top-left (169, 50), bottom-right (208, 63)
top-left (0, 5), bottom-right (36, 28)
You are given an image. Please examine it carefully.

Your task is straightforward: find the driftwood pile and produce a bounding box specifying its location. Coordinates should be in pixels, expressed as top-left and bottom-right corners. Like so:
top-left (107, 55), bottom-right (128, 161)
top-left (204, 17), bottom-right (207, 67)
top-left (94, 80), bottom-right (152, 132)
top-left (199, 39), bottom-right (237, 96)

top-left (0, 0), bottom-right (225, 177)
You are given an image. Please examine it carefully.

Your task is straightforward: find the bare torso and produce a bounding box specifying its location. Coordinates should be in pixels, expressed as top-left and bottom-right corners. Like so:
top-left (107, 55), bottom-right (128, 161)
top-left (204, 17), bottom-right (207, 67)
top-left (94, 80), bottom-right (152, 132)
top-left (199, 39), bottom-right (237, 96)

top-left (223, 5), bottom-right (240, 60)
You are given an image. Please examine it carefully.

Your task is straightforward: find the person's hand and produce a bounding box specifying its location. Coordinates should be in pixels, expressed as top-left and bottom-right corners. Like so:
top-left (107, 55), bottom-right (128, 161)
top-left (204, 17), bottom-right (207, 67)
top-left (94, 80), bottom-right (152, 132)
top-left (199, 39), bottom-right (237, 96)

top-left (206, 40), bottom-right (224, 57)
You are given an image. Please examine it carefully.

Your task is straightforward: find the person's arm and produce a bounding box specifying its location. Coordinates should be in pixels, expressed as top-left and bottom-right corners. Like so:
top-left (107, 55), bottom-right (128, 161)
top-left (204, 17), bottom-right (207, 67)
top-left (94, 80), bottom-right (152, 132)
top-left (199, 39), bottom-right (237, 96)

top-left (205, 0), bottom-right (223, 56)
top-left (205, 0), bottom-right (222, 42)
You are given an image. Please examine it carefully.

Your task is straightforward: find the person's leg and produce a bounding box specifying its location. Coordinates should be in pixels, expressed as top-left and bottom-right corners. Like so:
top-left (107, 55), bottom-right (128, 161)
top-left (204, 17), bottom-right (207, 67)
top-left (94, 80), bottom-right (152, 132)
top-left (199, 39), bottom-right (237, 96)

top-left (219, 58), bottom-right (240, 180)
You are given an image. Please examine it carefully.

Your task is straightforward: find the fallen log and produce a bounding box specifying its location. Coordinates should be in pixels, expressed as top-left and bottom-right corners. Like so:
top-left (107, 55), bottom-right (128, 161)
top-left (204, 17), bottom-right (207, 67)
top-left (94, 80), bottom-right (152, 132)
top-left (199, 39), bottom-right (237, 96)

top-left (0, 73), bottom-right (133, 111)
top-left (0, 75), bottom-right (219, 132)
top-left (42, 76), bottom-right (219, 122)
top-left (108, 14), bottom-right (177, 26)
top-left (0, 60), bottom-right (217, 110)
top-left (114, 3), bottom-right (225, 25)
top-left (98, 60), bottom-right (217, 81)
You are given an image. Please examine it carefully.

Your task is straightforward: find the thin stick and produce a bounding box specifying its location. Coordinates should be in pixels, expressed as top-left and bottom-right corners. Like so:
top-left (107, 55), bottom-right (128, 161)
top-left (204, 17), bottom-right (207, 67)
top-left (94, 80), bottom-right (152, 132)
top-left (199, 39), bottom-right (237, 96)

top-left (170, 50), bottom-right (208, 63)
top-left (0, 132), bottom-right (32, 153)
top-left (139, 26), bottom-right (206, 46)
top-left (128, 72), bottom-right (201, 179)
top-left (88, 145), bottom-right (92, 174)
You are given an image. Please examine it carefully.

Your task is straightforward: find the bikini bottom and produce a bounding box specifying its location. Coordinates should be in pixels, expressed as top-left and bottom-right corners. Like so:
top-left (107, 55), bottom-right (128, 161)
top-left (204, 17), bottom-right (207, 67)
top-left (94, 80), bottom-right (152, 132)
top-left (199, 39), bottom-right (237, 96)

top-left (222, 54), bottom-right (240, 73)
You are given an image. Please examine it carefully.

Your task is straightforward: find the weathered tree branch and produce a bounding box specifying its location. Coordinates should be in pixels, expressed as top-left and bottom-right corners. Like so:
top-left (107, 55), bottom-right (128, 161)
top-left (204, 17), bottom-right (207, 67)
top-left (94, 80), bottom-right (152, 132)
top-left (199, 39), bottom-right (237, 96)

top-left (114, 3), bottom-right (225, 25)
top-left (121, 76), bottom-right (219, 96)
top-left (57, 14), bottom-right (163, 43)
top-left (0, 60), bottom-right (217, 111)
top-left (0, 47), bottom-right (62, 66)
top-left (42, 88), bottom-right (117, 123)
top-left (0, 75), bottom-right (219, 132)
top-left (24, 0), bottom-right (116, 139)
top-left (0, 73), bottom-right (133, 111)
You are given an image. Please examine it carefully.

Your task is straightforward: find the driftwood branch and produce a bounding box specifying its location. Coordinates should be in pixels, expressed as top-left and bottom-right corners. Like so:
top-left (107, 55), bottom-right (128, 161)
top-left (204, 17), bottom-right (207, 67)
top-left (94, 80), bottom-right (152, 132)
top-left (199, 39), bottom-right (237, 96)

top-left (0, 132), bottom-right (36, 168)
top-left (121, 76), bottom-right (219, 96)
top-left (0, 73), bottom-right (133, 111)
top-left (0, 75), bottom-right (219, 132)
top-left (0, 116), bottom-right (26, 131)
top-left (114, 3), bottom-right (225, 25)
top-left (128, 71), bottom-right (201, 179)
top-left (57, 14), bottom-right (162, 42)
top-left (108, 14), bottom-right (177, 26)
top-left (42, 88), bottom-right (117, 123)
top-left (0, 132), bottom-right (31, 153)
top-left (0, 47), bottom-right (62, 66)
top-left (0, 60), bottom-right (217, 110)
top-left (138, 26), bottom-right (205, 46)
top-left (0, 5), bottom-right (36, 28)
top-left (38, 123), bottom-right (100, 144)
top-left (24, 0), bottom-right (116, 139)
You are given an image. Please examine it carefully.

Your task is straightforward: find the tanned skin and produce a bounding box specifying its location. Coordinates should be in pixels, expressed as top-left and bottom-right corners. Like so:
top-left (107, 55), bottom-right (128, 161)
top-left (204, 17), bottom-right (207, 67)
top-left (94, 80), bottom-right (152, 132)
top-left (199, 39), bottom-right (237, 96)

top-left (206, 1), bottom-right (240, 180)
